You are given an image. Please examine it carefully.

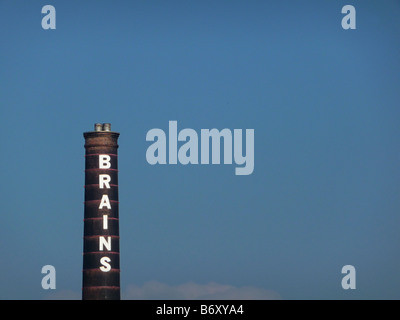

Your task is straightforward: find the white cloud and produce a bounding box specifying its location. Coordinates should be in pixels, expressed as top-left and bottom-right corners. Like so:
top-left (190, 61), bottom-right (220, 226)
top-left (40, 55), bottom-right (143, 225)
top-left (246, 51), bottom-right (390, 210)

top-left (123, 281), bottom-right (281, 300)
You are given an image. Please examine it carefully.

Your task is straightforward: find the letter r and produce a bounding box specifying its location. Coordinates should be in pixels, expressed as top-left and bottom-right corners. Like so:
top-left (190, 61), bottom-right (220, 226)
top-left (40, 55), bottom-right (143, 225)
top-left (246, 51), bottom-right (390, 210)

top-left (99, 174), bottom-right (111, 189)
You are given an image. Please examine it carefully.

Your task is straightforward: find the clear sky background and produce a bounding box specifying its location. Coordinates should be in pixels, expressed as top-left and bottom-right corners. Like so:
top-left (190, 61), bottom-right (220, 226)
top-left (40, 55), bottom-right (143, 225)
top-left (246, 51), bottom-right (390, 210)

top-left (0, 0), bottom-right (399, 300)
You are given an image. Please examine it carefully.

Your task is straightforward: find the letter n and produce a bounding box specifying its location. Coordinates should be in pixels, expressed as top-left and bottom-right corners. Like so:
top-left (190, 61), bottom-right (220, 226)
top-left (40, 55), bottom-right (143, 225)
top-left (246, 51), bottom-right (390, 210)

top-left (99, 236), bottom-right (112, 251)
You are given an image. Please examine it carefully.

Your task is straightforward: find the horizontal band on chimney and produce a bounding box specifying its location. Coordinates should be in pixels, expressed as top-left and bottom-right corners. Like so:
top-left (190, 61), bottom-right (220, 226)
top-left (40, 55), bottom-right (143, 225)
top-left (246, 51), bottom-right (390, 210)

top-left (84, 154), bottom-right (118, 157)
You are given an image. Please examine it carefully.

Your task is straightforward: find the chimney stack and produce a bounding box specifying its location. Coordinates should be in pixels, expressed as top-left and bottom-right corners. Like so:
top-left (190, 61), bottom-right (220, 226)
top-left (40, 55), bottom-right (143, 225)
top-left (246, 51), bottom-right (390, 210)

top-left (82, 123), bottom-right (120, 300)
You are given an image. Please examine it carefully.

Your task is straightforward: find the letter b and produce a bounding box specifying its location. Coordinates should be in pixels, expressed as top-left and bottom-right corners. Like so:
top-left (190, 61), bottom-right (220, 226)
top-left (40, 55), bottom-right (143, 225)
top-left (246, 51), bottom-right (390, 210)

top-left (99, 155), bottom-right (111, 168)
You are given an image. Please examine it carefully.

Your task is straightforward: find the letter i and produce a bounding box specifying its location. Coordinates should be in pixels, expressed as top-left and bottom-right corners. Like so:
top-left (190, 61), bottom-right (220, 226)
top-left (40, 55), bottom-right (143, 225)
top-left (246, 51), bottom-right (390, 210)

top-left (103, 215), bottom-right (108, 230)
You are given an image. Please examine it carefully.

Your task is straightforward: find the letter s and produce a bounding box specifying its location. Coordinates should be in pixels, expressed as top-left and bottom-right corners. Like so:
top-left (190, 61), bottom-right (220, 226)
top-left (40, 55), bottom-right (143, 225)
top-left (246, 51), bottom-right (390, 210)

top-left (99, 257), bottom-right (111, 272)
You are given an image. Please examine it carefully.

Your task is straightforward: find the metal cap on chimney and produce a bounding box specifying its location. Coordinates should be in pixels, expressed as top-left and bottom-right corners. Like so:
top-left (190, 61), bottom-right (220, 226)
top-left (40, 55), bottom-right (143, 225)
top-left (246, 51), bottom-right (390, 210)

top-left (102, 123), bottom-right (111, 131)
top-left (94, 123), bottom-right (103, 132)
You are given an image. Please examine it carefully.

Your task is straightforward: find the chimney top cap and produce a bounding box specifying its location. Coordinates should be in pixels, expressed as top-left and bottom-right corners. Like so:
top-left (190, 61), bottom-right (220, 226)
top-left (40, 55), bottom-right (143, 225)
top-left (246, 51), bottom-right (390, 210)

top-left (94, 123), bottom-right (112, 132)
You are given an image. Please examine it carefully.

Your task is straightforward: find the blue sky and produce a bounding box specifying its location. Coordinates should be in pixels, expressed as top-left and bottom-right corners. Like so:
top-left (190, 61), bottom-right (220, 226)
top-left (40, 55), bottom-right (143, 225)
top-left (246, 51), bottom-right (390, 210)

top-left (0, 0), bottom-right (400, 299)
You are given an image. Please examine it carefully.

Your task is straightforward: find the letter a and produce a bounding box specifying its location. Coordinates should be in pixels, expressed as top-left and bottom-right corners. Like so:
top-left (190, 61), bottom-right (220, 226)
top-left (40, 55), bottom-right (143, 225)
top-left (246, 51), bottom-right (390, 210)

top-left (341, 265), bottom-right (356, 289)
top-left (146, 129), bottom-right (167, 164)
top-left (99, 194), bottom-right (111, 209)
top-left (341, 5), bottom-right (356, 30)
top-left (41, 265), bottom-right (56, 289)
top-left (41, 5), bottom-right (56, 30)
